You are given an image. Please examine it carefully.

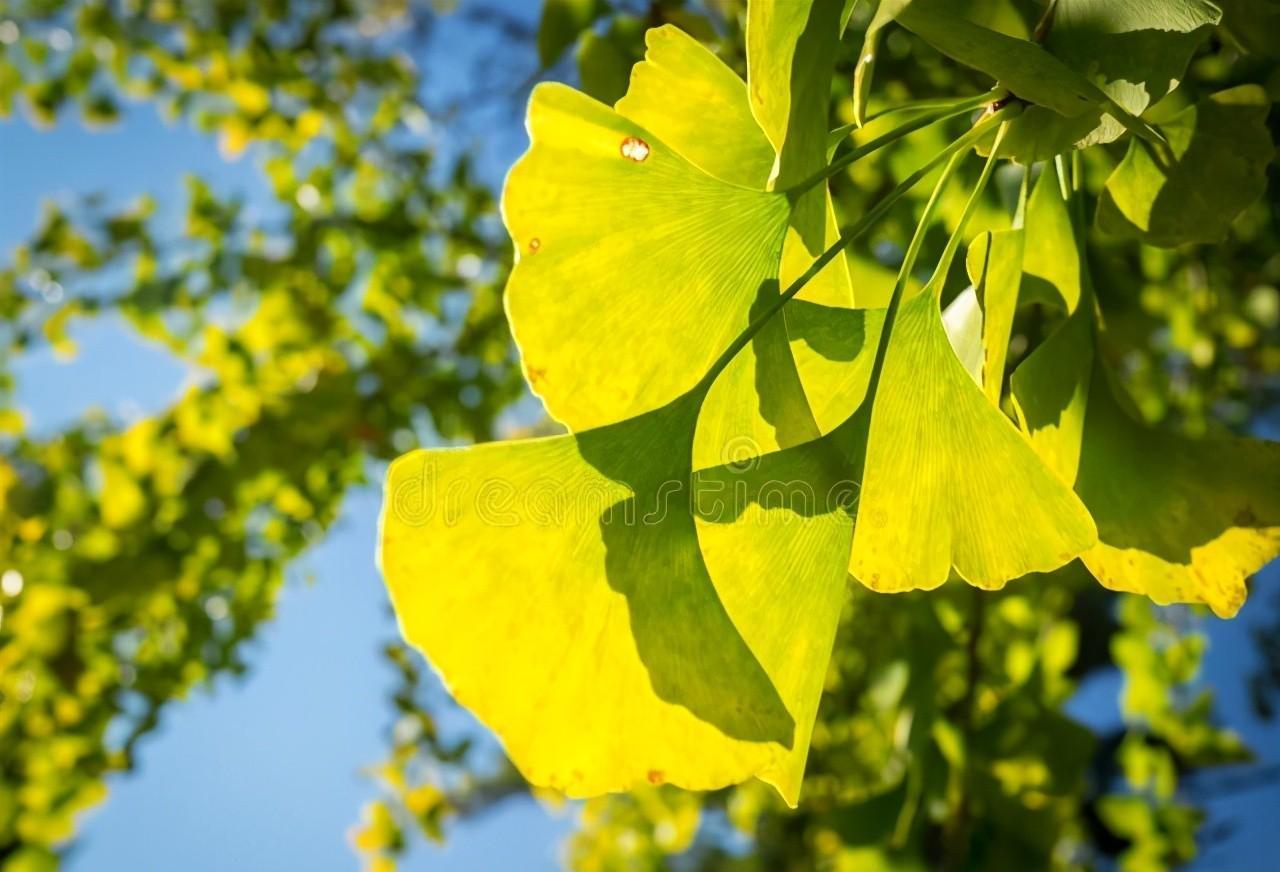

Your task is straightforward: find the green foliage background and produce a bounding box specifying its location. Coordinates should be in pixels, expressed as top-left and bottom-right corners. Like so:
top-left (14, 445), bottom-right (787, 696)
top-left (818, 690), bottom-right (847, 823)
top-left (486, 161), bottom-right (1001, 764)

top-left (0, 1), bottom-right (1278, 870)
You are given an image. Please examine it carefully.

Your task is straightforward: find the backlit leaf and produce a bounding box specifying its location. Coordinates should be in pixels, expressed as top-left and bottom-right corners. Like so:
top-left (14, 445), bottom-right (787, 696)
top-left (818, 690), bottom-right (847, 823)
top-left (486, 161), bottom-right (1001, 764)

top-left (503, 81), bottom-right (795, 445)
top-left (1012, 165), bottom-right (1280, 616)
top-left (382, 375), bottom-right (855, 804)
top-left (1075, 366), bottom-right (1280, 618)
top-left (849, 285), bottom-right (1097, 592)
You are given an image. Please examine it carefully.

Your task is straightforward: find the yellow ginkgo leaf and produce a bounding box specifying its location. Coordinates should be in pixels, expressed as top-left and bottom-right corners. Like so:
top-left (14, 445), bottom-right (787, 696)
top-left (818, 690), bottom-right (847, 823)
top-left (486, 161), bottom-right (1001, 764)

top-left (381, 379), bottom-right (855, 805)
top-left (503, 82), bottom-right (795, 437)
top-left (1010, 164), bottom-right (1280, 616)
top-left (1074, 366), bottom-right (1280, 618)
top-left (849, 286), bottom-right (1098, 592)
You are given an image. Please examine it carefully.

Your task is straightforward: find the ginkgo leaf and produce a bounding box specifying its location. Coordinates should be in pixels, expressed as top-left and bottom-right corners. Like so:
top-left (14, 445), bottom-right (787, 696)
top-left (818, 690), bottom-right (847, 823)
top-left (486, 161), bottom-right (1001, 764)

top-left (966, 226), bottom-right (1025, 403)
top-left (849, 285), bottom-right (1097, 592)
top-left (747, 0), bottom-right (863, 428)
top-left (381, 363), bottom-right (858, 804)
top-left (853, 0), bottom-right (914, 127)
top-left (616, 25), bottom-right (775, 188)
top-left (1074, 365), bottom-right (1280, 618)
top-left (892, 0), bottom-right (1105, 118)
top-left (747, 0), bottom-right (851, 186)
top-left (1011, 163), bottom-right (1280, 617)
top-left (1009, 165), bottom-right (1093, 482)
top-left (503, 81), bottom-right (797, 443)
top-left (995, 0), bottom-right (1220, 158)
top-left (784, 302), bottom-right (886, 429)
top-left (692, 413), bottom-right (866, 801)
top-left (1038, 0), bottom-right (1221, 147)
top-left (1097, 85), bottom-right (1273, 247)
top-left (1017, 324), bottom-right (1280, 618)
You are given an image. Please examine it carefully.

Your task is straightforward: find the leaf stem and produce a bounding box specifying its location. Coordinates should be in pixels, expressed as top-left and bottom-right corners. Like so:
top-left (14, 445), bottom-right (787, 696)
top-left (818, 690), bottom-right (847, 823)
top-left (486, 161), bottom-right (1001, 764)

top-left (926, 120), bottom-right (1011, 297)
top-left (857, 120), bottom-right (1010, 422)
top-left (788, 89), bottom-right (1000, 200)
top-left (859, 94), bottom-right (996, 127)
top-left (699, 107), bottom-right (1016, 390)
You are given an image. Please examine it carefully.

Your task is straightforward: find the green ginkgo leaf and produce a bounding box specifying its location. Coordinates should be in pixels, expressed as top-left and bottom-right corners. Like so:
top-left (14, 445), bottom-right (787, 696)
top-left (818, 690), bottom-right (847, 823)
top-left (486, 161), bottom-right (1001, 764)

top-left (747, 0), bottom-right (865, 429)
top-left (1097, 85), bottom-right (1273, 246)
top-left (617, 25), bottom-right (775, 187)
top-left (1018, 326), bottom-right (1280, 618)
top-left (996, 0), bottom-right (1221, 159)
top-left (885, 0), bottom-right (1193, 162)
top-left (853, 0), bottom-right (914, 127)
top-left (849, 284), bottom-right (1097, 592)
top-left (1012, 164), bottom-right (1280, 617)
top-left (712, 139), bottom-right (1095, 599)
top-left (1074, 365), bottom-right (1280, 618)
top-left (1010, 165), bottom-right (1093, 482)
top-left (892, 0), bottom-right (1105, 118)
top-left (1037, 0), bottom-right (1221, 147)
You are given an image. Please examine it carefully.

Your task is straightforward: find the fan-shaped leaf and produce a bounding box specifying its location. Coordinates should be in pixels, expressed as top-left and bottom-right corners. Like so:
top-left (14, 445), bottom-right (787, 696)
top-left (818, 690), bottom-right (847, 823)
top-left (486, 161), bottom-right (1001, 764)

top-left (503, 81), bottom-right (795, 439)
top-left (1038, 0), bottom-right (1221, 147)
top-left (892, 0), bottom-right (1104, 118)
top-left (382, 356), bottom-right (863, 804)
top-left (1097, 85), bottom-right (1273, 246)
top-left (1012, 163), bottom-right (1280, 616)
top-left (617, 26), bottom-right (774, 187)
top-left (1075, 367), bottom-right (1280, 618)
top-left (1010, 166), bottom-right (1093, 481)
top-left (849, 285), bottom-right (1097, 591)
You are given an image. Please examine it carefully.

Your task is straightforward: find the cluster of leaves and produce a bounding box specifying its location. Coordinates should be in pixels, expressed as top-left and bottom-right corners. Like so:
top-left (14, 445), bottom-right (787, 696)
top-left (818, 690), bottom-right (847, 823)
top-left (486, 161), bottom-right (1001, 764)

top-left (0, 1), bottom-right (1277, 871)
top-left (376, 0), bottom-right (1280, 868)
top-left (0, 1), bottom-right (524, 868)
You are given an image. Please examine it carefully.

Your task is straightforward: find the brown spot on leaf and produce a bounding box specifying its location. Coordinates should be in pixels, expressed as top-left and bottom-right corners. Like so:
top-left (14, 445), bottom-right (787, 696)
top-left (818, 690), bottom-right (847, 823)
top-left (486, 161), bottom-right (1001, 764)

top-left (647, 769), bottom-right (664, 785)
top-left (620, 136), bottom-right (650, 162)
top-left (1236, 505), bottom-right (1257, 526)
top-left (525, 363), bottom-right (547, 388)
top-left (527, 237), bottom-right (541, 253)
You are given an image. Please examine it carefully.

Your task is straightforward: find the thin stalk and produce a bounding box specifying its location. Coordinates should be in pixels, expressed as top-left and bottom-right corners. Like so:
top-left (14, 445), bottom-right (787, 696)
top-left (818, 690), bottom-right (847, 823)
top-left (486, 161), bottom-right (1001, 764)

top-left (1012, 162), bottom-right (1030, 229)
top-left (699, 107), bottom-right (1016, 390)
top-left (861, 91), bottom-right (1002, 127)
top-left (859, 121), bottom-right (1011, 414)
top-left (926, 121), bottom-right (1012, 297)
top-left (789, 89), bottom-right (1000, 199)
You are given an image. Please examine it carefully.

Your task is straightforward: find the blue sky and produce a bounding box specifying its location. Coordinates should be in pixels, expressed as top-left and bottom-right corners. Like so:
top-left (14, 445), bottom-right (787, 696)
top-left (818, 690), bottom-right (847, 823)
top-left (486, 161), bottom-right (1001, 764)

top-left (2, 4), bottom-right (1279, 869)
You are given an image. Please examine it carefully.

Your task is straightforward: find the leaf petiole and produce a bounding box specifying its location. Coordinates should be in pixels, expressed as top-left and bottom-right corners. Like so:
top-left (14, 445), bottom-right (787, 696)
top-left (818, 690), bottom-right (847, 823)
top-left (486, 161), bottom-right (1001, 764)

top-left (925, 120), bottom-right (1012, 297)
top-left (860, 121), bottom-right (1011, 410)
top-left (787, 88), bottom-right (1002, 200)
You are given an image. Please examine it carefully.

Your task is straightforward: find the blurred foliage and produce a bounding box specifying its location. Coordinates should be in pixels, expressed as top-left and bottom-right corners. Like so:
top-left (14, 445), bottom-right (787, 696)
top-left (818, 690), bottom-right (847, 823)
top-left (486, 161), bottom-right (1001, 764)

top-left (0, 1), bottom-right (521, 868)
top-left (0, 1), bottom-right (1277, 871)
